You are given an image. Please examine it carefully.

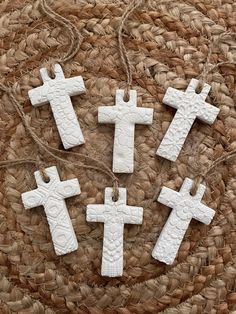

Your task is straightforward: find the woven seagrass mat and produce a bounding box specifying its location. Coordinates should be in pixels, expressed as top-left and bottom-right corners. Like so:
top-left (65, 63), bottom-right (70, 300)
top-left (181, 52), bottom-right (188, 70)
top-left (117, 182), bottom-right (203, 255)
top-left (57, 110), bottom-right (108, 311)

top-left (0, 0), bottom-right (236, 313)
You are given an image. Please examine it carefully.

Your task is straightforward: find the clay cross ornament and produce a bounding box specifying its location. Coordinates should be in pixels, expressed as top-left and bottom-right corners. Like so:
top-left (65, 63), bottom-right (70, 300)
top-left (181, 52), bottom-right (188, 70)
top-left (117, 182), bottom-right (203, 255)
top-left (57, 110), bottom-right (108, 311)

top-left (152, 177), bottom-right (215, 265)
top-left (98, 89), bottom-right (153, 173)
top-left (86, 187), bottom-right (143, 277)
top-left (156, 79), bottom-right (220, 161)
top-left (21, 166), bottom-right (80, 256)
top-left (28, 64), bottom-right (86, 149)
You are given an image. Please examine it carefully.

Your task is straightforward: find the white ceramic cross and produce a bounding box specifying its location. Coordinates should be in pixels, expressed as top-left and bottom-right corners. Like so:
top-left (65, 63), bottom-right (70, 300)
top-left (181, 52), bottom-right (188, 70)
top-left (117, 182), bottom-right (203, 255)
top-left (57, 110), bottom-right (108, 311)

top-left (98, 90), bottom-right (153, 173)
top-left (156, 79), bottom-right (220, 161)
top-left (152, 177), bottom-right (215, 265)
top-left (22, 166), bottom-right (80, 256)
top-left (28, 64), bottom-right (86, 149)
top-left (87, 187), bottom-right (143, 277)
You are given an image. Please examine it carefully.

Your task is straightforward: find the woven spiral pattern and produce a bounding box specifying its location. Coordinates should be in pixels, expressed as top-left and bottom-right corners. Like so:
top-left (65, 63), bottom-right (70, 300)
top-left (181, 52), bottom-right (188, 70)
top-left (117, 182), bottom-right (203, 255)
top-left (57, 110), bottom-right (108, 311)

top-left (0, 0), bottom-right (236, 313)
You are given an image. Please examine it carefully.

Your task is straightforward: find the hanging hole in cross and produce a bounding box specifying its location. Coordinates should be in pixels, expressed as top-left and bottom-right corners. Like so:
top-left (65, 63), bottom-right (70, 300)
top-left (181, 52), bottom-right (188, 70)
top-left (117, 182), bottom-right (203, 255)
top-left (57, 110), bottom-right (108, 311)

top-left (41, 171), bottom-right (50, 183)
top-left (190, 180), bottom-right (198, 196)
top-left (123, 90), bottom-right (130, 102)
top-left (189, 188), bottom-right (197, 196)
top-left (48, 68), bottom-right (56, 79)
top-left (112, 193), bottom-right (119, 202)
top-left (195, 81), bottom-right (203, 94)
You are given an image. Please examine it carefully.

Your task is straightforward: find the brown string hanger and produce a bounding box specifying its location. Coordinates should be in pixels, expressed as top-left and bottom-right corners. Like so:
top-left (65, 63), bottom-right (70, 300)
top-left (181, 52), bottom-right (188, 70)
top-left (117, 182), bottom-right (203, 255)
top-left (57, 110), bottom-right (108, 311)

top-left (190, 31), bottom-right (236, 195)
top-left (118, 0), bottom-right (143, 100)
top-left (117, 1), bottom-right (236, 198)
top-left (1, 1), bottom-right (235, 202)
top-left (197, 31), bottom-right (236, 91)
top-left (0, 83), bottom-right (119, 192)
top-left (40, 0), bottom-right (83, 65)
top-left (0, 0), bottom-right (119, 198)
top-left (5, 0), bottom-right (82, 85)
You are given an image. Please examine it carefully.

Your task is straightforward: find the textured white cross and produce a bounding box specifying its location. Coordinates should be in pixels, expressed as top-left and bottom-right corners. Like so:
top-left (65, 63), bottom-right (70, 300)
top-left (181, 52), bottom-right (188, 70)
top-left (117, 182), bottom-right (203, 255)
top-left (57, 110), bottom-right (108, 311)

top-left (152, 177), bottom-right (215, 265)
top-left (156, 79), bottom-right (220, 161)
top-left (98, 90), bottom-right (153, 173)
top-left (28, 64), bottom-right (86, 149)
top-left (22, 166), bottom-right (80, 256)
top-left (87, 187), bottom-right (143, 277)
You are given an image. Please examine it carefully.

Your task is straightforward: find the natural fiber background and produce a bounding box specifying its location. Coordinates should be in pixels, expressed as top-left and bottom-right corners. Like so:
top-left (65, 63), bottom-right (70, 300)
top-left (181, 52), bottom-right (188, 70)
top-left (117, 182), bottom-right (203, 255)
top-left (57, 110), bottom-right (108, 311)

top-left (0, 0), bottom-right (236, 313)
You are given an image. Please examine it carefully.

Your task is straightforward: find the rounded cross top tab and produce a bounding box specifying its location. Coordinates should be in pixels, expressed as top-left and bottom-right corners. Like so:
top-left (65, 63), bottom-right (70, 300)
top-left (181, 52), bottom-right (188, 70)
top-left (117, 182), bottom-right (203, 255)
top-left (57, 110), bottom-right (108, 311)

top-left (115, 89), bottom-right (137, 106)
top-left (39, 67), bottom-right (51, 83)
top-left (53, 64), bottom-right (66, 80)
top-left (39, 64), bottom-right (66, 83)
top-left (186, 79), bottom-right (211, 100)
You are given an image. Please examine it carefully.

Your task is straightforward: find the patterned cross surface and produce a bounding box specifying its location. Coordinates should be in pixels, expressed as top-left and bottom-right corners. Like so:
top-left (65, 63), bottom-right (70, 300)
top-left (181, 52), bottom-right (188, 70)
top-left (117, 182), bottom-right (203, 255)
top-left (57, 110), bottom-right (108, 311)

top-left (21, 166), bottom-right (80, 256)
top-left (98, 90), bottom-right (153, 173)
top-left (152, 177), bottom-right (215, 265)
top-left (156, 79), bottom-right (220, 161)
top-left (28, 63), bottom-right (86, 149)
top-left (87, 187), bottom-right (143, 277)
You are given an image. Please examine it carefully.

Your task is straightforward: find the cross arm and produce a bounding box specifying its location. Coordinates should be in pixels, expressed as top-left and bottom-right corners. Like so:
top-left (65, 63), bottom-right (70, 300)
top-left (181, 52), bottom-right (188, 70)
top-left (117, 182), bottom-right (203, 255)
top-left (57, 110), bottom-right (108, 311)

top-left (58, 179), bottom-right (81, 199)
top-left (163, 87), bottom-right (184, 110)
top-left (122, 206), bottom-right (143, 224)
top-left (197, 102), bottom-right (220, 124)
top-left (158, 186), bottom-right (180, 208)
top-left (133, 107), bottom-right (153, 124)
top-left (28, 85), bottom-right (49, 107)
top-left (64, 76), bottom-right (86, 96)
top-left (98, 106), bottom-right (118, 124)
top-left (87, 204), bottom-right (107, 222)
top-left (22, 189), bottom-right (43, 209)
top-left (193, 202), bottom-right (215, 225)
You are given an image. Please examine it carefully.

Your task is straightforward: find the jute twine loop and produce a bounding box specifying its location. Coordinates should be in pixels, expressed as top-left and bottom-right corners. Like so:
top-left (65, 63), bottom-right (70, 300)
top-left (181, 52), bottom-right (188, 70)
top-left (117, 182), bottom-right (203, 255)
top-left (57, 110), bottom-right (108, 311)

top-left (1, 2), bottom-right (236, 311)
top-left (0, 0), bottom-right (120, 197)
top-left (196, 31), bottom-right (236, 92)
top-left (190, 31), bottom-right (236, 195)
top-left (1, 1), bottom-right (235, 202)
top-left (39, 0), bottom-right (120, 197)
top-left (37, 155), bottom-right (50, 183)
top-left (0, 159), bottom-right (37, 169)
top-left (40, 0), bottom-right (83, 65)
top-left (190, 148), bottom-right (236, 196)
top-left (118, 0), bottom-right (143, 101)
top-left (112, 179), bottom-right (119, 202)
top-left (0, 83), bottom-right (118, 190)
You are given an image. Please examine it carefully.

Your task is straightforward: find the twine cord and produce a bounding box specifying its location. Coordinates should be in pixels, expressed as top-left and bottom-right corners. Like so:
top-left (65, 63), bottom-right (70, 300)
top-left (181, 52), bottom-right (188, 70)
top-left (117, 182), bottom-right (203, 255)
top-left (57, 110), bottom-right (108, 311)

top-left (118, 0), bottom-right (143, 100)
top-left (0, 159), bottom-right (37, 169)
top-left (197, 31), bottom-right (236, 91)
top-left (0, 83), bottom-right (118, 191)
top-left (37, 154), bottom-right (50, 182)
top-left (0, 1), bottom-right (120, 196)
top-left (190, 31), bottom-right (236, 195)
top-left (0, 158), bottom-right (49, 183)
top-left (0, 2), bottom-right (235, 308)
top-left (190, 148), bottom-right (236, 195)
top-left (112, 179), bottom-right (119, 202)
top-left (39, 0), bottom-right (119, 198)
top-left (1, 3), bottom-right (235, 199)
top-left (40, 0), bottom-right (83, 64)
